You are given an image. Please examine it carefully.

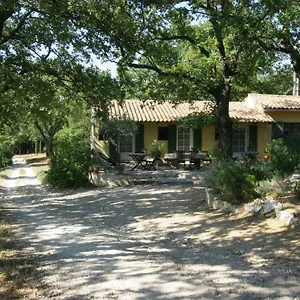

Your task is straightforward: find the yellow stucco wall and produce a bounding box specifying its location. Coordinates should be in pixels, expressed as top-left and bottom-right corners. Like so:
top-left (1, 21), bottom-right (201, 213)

top-left (257, 123), bottom-right (272, 156)
top-left (202, 125), bottom-right (217, 152)
top-left (94, 121), bottom-right (273, 157)
top-left (267, 111), bottom-right (300, 122)
top-left (94, 138), bottom-right (109, 157)
top-left (143, 122), bottom-right (168, 155)
top-left (201, 123), bottom-right (272, 156)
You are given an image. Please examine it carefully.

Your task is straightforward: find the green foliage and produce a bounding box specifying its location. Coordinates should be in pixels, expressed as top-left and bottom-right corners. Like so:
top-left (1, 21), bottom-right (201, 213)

top-left (208, 146), bottom-right (230, 162)
top-left (253, 63), bottom-right (293, 95)
top-left (45, 129), bottom-right (91, 188)
top-left (266, 136), bottom-right (300, 176)
top-left (0, 137), bottom-right (13, 168)
top-left (180, 108), bottom-right (217, 130)
top-left (150, 140), bottom-right (164, 159)
top-left (0, 127), bottom-right (16, 168)
top-left (248, 163), bottom-right (274, 182)
top-left (98, 116), bottom-right (137, 138)
top-left (256, 176), bottom-right (289, 199)
top-left (206, 161), bottom-right (258, 204)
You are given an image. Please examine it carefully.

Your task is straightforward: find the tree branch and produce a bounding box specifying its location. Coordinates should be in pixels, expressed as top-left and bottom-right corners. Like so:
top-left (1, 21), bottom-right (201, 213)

top-left (153, 35), bottom-right (210, 57)
top-left (34, 121), bottom-right (47, 142)
top-left (0, 9), bottom-right (34, 45)
top-left (126, 62), bottom-right (209, 90)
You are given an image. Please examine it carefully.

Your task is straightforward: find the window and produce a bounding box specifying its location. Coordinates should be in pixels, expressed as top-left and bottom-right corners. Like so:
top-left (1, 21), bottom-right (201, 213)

top-left (158, 127), bottom-right (168, 140)
top-left (177, 127), bottom-right (191, 151)
top-left (232, 128), bottom-right (246, 152)
top-left (273, 122), bottom-right (300, 139)
top-left (119, 134), bottom-right (133, 153)
top-left (283, 123), bottom-right (300, 137)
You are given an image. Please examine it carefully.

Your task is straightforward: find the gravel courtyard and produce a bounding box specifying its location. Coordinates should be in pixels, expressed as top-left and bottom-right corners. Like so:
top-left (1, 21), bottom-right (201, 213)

top-left (1, 157), bottom-right (300, 299)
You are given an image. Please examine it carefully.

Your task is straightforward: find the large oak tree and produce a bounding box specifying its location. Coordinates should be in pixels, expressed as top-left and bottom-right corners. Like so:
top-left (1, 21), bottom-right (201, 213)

top-left (72, 0), bottom-right (271, 156)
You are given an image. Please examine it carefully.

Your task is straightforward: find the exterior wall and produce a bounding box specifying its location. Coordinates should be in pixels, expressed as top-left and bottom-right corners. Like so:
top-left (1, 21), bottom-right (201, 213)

top-left (94, 137), bottom-right (109, 157)
top-left (267, 111), bottom-right (300, 122)
top-left (93, 120), bottom-right (272, 159)
top-left (257, 123), bottom-right (272, 157)
top-left (202, 125), bottom-right (217, 151)
top-left (93, 123), bottom-right (110, 157)
top-left (143, 122), bottom-right (168, 155)
top-left (201, 123), bottom-right (272, 157)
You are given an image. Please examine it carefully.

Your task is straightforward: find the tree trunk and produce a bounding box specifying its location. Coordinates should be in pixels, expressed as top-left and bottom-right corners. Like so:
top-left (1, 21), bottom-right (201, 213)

top-left (215, 79), bottom-right (233, 159)
top-left (45, 136), bottom-right (54, 158)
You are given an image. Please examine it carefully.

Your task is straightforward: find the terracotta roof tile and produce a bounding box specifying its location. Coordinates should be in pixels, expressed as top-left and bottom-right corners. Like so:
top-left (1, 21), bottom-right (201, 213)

top-left (108, 100), bottom-right (273, 123)
top-left (229, 102), bottom-right (273, 123)
top-left (245, 93), bottom-right (300, 110)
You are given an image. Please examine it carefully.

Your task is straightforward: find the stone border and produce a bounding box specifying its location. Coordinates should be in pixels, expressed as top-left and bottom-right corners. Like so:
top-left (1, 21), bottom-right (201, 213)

top-left (205, 188), bottom-right (299, 227)
top-left (205, 188), bottom-right (240, 214)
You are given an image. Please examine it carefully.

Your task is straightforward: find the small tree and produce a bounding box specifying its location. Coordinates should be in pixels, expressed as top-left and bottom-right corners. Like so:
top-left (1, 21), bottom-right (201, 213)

top-left (45, 127), bottom-right (91, 188)
top-left (266, 136), bottom-right (300, 176)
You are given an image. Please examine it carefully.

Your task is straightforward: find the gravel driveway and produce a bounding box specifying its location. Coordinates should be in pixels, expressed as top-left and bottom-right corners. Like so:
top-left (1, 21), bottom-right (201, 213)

top-left (1, 157), bottom-right (300, 299)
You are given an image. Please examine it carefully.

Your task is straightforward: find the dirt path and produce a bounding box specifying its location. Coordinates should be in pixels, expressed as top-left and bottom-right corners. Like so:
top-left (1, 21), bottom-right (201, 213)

top-left (1, 158), bottom-right (300, 299)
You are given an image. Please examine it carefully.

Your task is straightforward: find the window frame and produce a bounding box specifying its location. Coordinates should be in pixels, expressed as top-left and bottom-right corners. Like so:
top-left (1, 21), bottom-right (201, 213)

top-left (176, 126), bottom-right (193, 151)
top-left (232, 126), bottom-right (249, 153)
top-left (118, 133), bottom-right (135, 160)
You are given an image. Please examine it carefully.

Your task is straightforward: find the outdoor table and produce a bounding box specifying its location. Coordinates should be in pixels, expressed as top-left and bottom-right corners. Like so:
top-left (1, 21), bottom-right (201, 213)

top-left (240, 151), bottom-right (259, 165)
top-left (163, 153), bottom-right (177, 168)
top-left (130, 153), bottom-right (156, 171)
top-left (164, 151), bottom-right (209, 169)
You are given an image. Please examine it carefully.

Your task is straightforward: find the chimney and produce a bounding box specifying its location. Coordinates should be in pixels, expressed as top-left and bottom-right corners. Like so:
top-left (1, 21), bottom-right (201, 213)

top-left (293, 72), bottom-right (299, 95)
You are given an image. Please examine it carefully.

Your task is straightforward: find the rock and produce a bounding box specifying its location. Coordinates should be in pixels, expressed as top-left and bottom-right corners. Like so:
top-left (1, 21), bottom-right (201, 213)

top-left (253, 198), bottom-right (265, 206)
top-left (245, 203), bottom-right (262, 214)
top-left (277, 210), bottom-right (298, 226)
top-left (213, 199), bottom-right (223, 210)
top-left (263, 199), bottom-right (282, 214)
top-left (289, 174), bottom-right (300, 183)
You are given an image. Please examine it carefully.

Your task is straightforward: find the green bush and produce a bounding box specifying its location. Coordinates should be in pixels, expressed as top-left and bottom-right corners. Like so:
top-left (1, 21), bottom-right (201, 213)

top-left (208, 145), bottom-right (228, 162)
top-left (45, 130), bottom-right (91, 188)
top-left (255, 176), bottom-right (288, 199)
top-left (266, 136), bottom-right (300, 176)
top-left (150, 140), bottom-right (164, 159)
top-left (0, 137), bottom-right (13, 168)
top-left (248, 163), bottom-right (274, 182)
top-left (205, 161), bottom-right (258, 204)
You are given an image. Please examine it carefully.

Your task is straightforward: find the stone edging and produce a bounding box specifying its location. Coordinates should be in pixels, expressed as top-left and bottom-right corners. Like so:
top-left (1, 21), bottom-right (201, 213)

top-left (204, 188), bottom-right (299, 227)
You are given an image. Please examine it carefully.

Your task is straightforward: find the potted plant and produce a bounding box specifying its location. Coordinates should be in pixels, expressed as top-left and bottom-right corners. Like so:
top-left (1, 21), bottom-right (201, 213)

top-left (150, 140), bottom-right (164, 165)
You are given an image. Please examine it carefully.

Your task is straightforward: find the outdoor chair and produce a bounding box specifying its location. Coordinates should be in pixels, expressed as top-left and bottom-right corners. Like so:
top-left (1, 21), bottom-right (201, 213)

top-left (175, 150), bottom-right (185, 168)
top-left (190, 150), bottom-right (201, 170)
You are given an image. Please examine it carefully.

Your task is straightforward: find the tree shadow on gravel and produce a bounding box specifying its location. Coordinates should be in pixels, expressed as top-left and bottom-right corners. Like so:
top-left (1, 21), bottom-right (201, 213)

top-left (3, 184), bottom-right (300, 299)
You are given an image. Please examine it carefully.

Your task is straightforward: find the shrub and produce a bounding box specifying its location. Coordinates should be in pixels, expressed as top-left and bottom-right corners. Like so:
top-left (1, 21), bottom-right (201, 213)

top-left (205, 161), bottom-right (258, 204)
top-left (150, 140), bottom-right (164, 159)
top-left (0, 136), bottom-right (13, 168)
top-left (248, 163), bottom-right (274, 182)
top-left (255, 176), bottom-right (289, 199)
top-left (45, 130), bottom-right (91, 188)
top-left (208, 145), bottom-right (228, 162)
top-left (266, 136), bottom-right (300, 176)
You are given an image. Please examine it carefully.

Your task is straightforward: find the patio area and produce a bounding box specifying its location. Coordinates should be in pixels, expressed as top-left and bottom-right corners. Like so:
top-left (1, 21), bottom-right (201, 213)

top-left (89, 162), bottom-right (207, 188)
